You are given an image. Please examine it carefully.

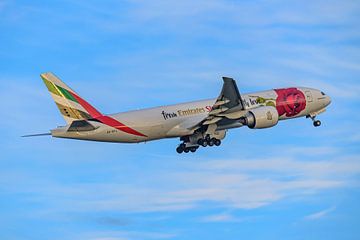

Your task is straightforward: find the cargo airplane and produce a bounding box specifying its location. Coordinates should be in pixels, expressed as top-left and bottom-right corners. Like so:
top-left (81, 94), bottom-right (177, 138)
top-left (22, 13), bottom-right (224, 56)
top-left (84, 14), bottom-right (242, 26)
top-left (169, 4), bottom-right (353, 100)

top-left (24, 73), bottom-right (331, 153)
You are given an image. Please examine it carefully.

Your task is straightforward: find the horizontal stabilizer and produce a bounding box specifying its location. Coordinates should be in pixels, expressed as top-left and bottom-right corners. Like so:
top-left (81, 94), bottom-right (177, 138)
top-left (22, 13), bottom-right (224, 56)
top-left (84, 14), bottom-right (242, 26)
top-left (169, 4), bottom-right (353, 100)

top-left (22, 133), bottom-right (51, 137)
top-left (67, 120), bottom-right (98, 132)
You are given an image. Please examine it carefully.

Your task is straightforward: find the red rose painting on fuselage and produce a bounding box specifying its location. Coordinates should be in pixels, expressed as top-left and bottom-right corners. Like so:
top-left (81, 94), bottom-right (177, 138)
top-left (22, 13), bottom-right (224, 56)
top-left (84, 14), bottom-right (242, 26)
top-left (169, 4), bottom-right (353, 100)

top-left (275, 88), bottom-right (306, 117)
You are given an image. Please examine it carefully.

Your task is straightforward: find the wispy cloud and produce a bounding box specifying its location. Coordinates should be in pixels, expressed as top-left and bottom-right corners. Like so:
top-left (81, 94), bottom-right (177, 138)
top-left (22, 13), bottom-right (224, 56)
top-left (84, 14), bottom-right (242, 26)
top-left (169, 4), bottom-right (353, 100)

top-left (304, 206), bottom-right (336, 220)
top-left (1, 153), bottom-right (359, 215)
top-left (80, 230), bottom-right (177, 240)
top-left (200, 212), bottom-right (243, 223)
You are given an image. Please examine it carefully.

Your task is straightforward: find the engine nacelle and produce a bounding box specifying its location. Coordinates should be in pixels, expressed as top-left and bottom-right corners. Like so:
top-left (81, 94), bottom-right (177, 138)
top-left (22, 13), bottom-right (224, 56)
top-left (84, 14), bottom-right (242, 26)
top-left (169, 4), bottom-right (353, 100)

top-left (241, 106), bottom-right (279, 129)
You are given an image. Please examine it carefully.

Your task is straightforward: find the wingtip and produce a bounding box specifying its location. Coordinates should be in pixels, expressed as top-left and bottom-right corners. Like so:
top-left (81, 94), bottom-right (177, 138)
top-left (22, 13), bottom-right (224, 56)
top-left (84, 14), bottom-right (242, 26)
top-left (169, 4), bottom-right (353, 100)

top-left (222, 76), bottom-right (234, 81)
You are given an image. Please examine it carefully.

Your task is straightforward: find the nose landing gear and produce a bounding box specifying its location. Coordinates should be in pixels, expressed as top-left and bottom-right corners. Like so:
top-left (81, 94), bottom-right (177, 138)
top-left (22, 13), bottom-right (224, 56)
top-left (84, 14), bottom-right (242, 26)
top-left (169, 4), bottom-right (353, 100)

top-left (313, 120), bottom-right (321, 127)
top-left (307, 115), bottom-right (321, 127)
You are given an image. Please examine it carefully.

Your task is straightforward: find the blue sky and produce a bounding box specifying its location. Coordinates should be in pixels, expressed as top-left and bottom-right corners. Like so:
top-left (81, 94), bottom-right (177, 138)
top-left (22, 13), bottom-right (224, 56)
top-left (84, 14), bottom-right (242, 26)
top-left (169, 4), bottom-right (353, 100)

top-left (0, 0), bottom-right (360, 239)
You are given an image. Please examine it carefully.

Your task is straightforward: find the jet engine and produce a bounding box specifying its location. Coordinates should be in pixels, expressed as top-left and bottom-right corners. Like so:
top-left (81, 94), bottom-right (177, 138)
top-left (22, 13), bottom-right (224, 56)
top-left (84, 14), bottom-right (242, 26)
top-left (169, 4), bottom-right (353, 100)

top-left (240, 106), bottom-right (279, 129)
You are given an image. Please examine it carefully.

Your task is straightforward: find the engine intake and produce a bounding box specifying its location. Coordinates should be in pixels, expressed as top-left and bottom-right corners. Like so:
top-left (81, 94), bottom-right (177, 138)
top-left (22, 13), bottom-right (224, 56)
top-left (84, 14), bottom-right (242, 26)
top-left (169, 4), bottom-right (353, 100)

top-left (241, 106), bottom-right (279, 129)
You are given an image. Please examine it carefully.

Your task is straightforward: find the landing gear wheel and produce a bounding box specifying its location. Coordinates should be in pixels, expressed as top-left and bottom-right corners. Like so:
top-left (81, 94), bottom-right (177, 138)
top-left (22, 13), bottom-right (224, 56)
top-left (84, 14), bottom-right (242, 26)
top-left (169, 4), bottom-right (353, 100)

top-left (184, 148), bottom-right (190, 153)
top-left (176, 146), bottom-right (184, 154)
top-left (313, 120), bottom-right (321, 127)
top-left (198, 138), bottom-right (208, 147)
top-left (208, 138), bottom-right (215, 147)
top-left (214, 139), bottom-right (221, 146)
top-left (190, 147), bottom-right (197, 153)
top-left (176, 143), bottom-right (186, 154)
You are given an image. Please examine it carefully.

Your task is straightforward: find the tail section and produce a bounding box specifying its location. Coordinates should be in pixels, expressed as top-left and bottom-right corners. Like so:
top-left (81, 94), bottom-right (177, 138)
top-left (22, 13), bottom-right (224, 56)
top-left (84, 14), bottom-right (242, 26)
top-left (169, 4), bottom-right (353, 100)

top-left (41, 72), bottom-right (102, 124)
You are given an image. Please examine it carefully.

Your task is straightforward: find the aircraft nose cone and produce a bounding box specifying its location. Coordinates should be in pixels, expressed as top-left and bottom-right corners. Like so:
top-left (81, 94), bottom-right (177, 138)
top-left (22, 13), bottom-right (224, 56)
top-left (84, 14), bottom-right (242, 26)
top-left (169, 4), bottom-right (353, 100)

top-left (325, 95), bottom-right (332, 107)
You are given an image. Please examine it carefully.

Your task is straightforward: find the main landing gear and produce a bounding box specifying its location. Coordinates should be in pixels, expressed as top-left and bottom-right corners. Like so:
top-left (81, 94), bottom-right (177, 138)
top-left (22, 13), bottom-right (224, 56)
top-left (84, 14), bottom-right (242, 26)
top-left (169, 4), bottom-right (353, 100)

top-left (197, 136), bottom-right (221, 147)
top-left (176, 143), bottom-right (198, 154)
top-left (176, 135), bottom-right (222, 154)
top-left (307, 115), bottom-right (321, 127)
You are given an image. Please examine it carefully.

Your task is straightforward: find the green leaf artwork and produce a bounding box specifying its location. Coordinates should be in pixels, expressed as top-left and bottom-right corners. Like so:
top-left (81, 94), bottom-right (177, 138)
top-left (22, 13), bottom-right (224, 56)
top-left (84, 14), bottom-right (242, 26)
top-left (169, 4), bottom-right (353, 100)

top-left (266, 101), bottom-right (275, 107)
top-left (256, 97), bottom-right (266, 104)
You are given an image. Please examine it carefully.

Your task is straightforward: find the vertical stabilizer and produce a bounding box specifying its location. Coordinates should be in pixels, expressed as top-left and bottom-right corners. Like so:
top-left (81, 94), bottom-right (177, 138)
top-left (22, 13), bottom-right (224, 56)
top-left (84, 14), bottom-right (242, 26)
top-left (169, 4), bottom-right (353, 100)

top-left (41, 72), bottom-right (102, 124)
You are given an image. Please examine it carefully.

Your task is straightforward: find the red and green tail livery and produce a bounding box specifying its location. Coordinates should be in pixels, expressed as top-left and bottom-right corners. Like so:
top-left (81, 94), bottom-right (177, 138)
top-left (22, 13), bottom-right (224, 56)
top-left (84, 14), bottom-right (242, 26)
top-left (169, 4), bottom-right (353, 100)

top-left (41, 72), bottom-right (146, 137)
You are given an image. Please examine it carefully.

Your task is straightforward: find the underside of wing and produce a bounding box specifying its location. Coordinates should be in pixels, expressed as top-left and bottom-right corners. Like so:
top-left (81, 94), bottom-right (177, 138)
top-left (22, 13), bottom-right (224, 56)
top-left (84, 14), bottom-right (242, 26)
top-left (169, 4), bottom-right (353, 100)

top-left (192, 77), bottom-right (247, 131)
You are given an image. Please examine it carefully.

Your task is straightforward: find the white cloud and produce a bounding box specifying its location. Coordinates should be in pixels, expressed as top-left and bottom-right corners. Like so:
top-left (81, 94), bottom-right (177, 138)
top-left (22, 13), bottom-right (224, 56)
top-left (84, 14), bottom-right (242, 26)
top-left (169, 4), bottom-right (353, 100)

top-left (2, 153), bottom-right (359, 215)
top-left (79, 230), bottom-right (177, 240)
top-left (200, 212), bottom-right (239, 222)
top-left (127, 0), bottom-right (359, 27)
top-left (304, 206), bottom-right (336, 220)
top-left (197, 157), bottom-right (360, 178)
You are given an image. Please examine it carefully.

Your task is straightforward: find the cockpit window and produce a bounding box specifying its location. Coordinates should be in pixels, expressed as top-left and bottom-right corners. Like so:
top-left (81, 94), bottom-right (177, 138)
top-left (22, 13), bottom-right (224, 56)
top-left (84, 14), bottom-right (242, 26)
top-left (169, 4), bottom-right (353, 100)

top-left (321, 91), bottom-right (326, 96)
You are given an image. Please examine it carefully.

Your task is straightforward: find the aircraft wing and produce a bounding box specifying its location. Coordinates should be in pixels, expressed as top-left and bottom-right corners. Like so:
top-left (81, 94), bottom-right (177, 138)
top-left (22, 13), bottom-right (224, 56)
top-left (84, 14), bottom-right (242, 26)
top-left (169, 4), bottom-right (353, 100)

top-left (189, 77), bottom-right (246, 130)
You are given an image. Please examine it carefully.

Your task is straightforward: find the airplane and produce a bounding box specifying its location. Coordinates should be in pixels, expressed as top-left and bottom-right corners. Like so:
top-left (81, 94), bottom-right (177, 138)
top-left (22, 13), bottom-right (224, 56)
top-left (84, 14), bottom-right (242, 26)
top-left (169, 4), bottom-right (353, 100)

top-left (24, 72), bottom-right (331, 153)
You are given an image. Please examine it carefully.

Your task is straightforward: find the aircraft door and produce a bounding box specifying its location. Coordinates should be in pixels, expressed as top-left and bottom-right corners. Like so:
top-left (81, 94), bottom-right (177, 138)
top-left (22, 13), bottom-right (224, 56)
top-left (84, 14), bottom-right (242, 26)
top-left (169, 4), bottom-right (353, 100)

top-left (305, 91), bottom-right (313, 102)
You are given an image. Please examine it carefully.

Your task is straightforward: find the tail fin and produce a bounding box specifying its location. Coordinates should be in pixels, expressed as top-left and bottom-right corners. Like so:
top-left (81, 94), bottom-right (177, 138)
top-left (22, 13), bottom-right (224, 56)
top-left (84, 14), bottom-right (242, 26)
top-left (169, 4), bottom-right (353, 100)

top-left (41, 72), bottom-right (102, 124)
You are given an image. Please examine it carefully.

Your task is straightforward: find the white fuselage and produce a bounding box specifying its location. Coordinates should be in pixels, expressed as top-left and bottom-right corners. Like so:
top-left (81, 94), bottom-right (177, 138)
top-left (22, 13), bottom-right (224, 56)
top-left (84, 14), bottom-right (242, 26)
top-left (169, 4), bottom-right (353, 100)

top-left (51, 87), bottom-right (331, 143)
